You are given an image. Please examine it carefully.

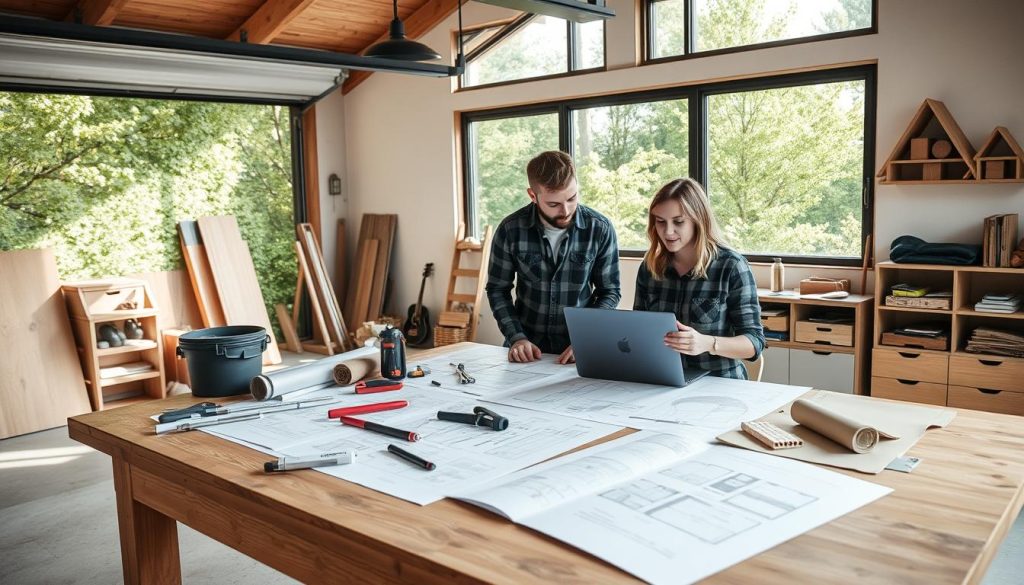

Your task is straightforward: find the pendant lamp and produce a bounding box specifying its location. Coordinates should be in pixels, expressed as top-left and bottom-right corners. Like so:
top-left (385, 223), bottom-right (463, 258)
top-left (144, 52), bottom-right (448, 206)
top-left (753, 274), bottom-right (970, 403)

top-left (364, 0), bottom-right (442, 61)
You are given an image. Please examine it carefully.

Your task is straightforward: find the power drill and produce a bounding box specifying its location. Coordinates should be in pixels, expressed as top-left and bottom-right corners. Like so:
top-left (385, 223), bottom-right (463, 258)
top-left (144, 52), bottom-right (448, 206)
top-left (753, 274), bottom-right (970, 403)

top-left (380, 326), bottom-right (407, 380)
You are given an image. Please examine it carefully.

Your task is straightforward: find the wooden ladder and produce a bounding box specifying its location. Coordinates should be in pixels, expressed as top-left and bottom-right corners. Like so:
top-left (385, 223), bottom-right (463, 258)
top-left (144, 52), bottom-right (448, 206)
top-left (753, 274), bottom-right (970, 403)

top-left (439, 223), bottom-right (493, 342)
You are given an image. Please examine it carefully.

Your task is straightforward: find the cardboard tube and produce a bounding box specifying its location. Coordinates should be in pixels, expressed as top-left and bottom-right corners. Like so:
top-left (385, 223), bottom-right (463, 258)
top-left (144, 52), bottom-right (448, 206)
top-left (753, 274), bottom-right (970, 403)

top-left (250, 346), bottom-right (378, 401)
top-left (791, 398), bottom-right (879, 453)
top-left (332, 354), bottom-right (381, 386)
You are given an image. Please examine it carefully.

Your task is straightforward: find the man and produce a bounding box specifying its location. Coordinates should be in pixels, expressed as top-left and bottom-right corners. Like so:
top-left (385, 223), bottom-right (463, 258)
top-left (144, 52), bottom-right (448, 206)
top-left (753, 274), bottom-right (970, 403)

top-left (486, 150), bottom-right (621, 364)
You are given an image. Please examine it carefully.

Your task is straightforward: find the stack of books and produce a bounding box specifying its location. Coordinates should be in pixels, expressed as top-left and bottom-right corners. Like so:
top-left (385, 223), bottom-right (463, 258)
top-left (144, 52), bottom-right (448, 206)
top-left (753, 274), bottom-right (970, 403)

top-left (891, 283), bottom-right (928, 297)
top-left (982, 213), bottom-right (1019, 267)
top-left (965, 327), bottom-right (1024, 358)
top-left (975, 293), bottom-right (1021, 314)
top-left (881, 324), bottom-right (949, 350)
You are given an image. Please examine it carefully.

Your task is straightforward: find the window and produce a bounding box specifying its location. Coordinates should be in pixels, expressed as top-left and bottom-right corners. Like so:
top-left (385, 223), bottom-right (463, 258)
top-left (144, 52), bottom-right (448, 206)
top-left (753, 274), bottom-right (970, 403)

top-left (462, 66), bottom-right (875, 265)
top-left (648, 0), bottom-right (874, 60)
top-left (461, 15), bottom-right (604, 89)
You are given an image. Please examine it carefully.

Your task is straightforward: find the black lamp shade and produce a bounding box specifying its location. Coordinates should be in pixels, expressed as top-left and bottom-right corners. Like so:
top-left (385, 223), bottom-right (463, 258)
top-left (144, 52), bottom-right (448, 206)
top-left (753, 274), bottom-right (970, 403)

top-left (364, 0), bottom-right (442, 61)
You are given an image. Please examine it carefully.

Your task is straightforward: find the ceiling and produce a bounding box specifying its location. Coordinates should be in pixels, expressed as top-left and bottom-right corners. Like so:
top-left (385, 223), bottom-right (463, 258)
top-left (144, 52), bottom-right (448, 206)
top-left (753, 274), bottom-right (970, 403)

top-left (0, 0), bottom-right (460, 94)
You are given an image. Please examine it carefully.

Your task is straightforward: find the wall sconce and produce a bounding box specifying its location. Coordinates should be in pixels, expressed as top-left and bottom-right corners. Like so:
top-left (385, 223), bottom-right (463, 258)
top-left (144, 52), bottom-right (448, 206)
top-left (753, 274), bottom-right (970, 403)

top-left (328, 173), bottom-right (342, 196)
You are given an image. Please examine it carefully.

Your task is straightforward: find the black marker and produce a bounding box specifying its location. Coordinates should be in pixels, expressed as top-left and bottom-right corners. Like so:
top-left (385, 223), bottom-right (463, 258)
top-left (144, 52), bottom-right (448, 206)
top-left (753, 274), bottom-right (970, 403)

top-left (387, 444), bottom-right (436, 471)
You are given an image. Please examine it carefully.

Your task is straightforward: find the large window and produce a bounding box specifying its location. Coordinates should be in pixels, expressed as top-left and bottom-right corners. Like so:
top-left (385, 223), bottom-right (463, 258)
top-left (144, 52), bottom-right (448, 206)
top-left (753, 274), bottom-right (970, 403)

top-left (462, 66), bottom-right (875, 265)
top-left (648, 0), bottom-right (874, 61)
top-left (460, 15), bottom-right (604, 89)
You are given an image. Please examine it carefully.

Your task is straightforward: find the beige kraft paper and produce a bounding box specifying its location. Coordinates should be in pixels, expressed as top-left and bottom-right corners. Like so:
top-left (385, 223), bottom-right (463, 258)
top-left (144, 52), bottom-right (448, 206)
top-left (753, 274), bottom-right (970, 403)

top-left (790, 398), bottom-right (898, 453)
top-left (332, 354), bottom-right (381, 386)
top-left (717, 390), bottom-right (956, 474)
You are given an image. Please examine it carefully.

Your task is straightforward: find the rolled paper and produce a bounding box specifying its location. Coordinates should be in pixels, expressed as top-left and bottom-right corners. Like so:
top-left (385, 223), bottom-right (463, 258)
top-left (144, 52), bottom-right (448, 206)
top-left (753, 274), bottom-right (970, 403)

top-left (332, 354), bottom-right (381, 386)
top-left (250, 346), bottom-right (378, 401)
top-left (790, 398), bottom-right (881, 454)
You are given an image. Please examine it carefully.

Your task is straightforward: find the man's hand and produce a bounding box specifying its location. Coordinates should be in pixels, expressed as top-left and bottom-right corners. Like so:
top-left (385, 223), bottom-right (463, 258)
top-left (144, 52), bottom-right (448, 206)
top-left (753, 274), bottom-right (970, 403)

top-left (509, 339), bottom-right (542, 363)
top-left (556, 345), bottom-right (575, 365)
top-left (664, 321), bottom-right (712, 356)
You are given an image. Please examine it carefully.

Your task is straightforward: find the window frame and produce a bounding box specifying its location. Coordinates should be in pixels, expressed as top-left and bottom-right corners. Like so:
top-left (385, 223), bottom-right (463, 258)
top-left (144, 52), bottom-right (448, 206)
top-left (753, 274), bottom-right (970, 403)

top-left (460, 64), bottom-right (876, 266)
top-left (456, 14), bottom-right (607, 92)
top-left (642, 0), bottom-right (878, 65)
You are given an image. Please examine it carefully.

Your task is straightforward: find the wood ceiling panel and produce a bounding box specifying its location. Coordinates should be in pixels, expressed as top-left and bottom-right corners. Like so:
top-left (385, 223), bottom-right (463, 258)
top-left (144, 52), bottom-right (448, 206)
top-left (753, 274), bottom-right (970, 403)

top-left (113, 0), bottom-right (264, 38)
top-left (0, 0), bottom-right (77, 20)
top-left (276, 0), bottom-right (430, 52)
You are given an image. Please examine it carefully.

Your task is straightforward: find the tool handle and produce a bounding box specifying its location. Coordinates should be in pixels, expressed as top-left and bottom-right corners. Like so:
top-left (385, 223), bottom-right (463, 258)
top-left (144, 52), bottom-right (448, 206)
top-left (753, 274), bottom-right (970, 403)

top-left (437, 411), bottom-right (481, 425)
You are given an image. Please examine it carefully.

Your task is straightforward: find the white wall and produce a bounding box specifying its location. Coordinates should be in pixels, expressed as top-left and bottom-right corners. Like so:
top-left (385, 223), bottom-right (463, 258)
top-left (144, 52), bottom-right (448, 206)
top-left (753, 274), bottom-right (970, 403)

top-left (315, 89), bottom-right (348, 275)
top-left (331, 0), bottom-right (1024, 346)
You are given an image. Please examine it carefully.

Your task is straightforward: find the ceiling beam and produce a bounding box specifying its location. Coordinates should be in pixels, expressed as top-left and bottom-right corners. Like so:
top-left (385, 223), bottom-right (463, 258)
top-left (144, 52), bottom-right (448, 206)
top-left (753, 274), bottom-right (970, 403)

top-left (342, 0), bottom-right (466, 95)
top-left (64, 0), bottom-right (131, 26)
top-left (227, 0), bottom-right (318, 44)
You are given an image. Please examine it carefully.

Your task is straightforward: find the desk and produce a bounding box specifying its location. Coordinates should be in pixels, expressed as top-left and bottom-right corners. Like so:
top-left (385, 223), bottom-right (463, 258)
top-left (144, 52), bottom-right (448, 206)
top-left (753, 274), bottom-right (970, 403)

top-left (68, 342), bottom-right (1024, 584)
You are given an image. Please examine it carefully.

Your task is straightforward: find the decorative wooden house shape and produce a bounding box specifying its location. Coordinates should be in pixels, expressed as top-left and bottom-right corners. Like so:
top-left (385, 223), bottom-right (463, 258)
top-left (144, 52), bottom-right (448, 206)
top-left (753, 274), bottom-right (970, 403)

top-left (974, 126), bottom-right (1024, 181)
top-left (877, 98), bottom-right (977, 183)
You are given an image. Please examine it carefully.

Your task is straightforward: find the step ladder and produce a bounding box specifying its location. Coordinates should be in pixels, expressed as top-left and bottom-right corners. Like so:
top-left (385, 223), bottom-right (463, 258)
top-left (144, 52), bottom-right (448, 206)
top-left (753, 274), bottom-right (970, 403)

top-left (435, 223), bottom-right (493, 345)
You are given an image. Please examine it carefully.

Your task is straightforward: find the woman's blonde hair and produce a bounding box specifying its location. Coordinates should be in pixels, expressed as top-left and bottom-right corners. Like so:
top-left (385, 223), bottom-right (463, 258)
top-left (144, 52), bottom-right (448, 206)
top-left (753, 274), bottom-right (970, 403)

top-left (644, 178), bottom-right (726, 280)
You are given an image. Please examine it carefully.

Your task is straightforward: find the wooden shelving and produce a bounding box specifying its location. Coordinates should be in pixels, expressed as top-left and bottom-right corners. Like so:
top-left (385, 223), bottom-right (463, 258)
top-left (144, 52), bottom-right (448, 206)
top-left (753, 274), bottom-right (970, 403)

top-left (872, 262), bottom-right (1024, 415)
top-left (63, 278), bottom-right (166, 411)
top-left (975, 126), bottom-right (1024, 181)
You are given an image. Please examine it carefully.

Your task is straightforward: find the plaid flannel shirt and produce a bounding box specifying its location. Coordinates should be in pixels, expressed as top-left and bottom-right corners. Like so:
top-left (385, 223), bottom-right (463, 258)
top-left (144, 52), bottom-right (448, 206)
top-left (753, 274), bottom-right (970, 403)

top-left (486, 203), bottom-right (621, 354)
top-left (633, 247), bottom-right (764, 379)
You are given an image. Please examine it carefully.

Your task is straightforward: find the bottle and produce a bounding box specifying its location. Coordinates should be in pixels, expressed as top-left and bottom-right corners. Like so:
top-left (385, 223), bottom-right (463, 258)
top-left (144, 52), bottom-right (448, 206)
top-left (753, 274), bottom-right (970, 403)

top-left (770, 258), bottom-right (785, 293)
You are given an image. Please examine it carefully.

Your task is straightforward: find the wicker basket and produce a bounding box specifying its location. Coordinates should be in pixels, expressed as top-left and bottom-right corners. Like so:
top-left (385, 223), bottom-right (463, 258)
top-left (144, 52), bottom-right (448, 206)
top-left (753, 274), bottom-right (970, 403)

top-left (434, 325), bottom-right (469, 347)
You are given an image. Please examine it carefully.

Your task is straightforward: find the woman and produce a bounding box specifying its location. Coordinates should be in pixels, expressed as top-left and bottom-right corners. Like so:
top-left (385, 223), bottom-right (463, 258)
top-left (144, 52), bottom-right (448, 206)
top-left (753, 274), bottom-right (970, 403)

top-left (633, 178), bottom-right (764, 379)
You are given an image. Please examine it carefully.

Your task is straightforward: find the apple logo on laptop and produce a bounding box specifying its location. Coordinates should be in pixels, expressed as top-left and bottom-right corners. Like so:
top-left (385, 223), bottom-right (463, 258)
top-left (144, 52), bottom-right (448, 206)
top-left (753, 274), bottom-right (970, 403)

top-left (617, 337), bottom-right (631, 353)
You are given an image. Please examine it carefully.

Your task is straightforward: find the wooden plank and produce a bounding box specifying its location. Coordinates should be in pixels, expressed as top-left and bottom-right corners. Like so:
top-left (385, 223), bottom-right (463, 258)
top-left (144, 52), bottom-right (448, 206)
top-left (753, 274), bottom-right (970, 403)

top-left (196, 216), bottom-right (282, 364)
top-left (367, 214), bottom-right (397, 320)
top-left (335, 219), bottom-right (347, 310)
top-left (352, 239), bottom-right (379, 328)
top-left (0, 249), bottom-right (91, 438)
top-left (128, 270), bottom-right (204, 333)
top-left (65, 0), bottom-right (131, 25)
top-left (227, 0), bottom-right (318, 43)
top-left (298, 223), bottom-right (350, 350)
top-left (294, 240), bottom-right (332, 356)
top-left (113, 460), bottom-right (181, 585)
top-left (177, 221), bottom-right (226, 328)
top-left (343, 0), bottom-right (466, 94)
top-left (274, 303), bottom-right (302, 353)
top-left (343, 215), bottom-right (375, 324)
top-left (302, 106), bottom-right (321, 239)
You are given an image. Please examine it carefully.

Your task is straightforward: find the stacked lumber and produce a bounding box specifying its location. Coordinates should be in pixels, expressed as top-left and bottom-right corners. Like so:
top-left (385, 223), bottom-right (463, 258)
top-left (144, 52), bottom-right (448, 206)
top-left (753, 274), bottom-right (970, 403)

top-left (343, 214), bottom-right (397, 327)
top-left (291, 223), bottom-right (353, 355)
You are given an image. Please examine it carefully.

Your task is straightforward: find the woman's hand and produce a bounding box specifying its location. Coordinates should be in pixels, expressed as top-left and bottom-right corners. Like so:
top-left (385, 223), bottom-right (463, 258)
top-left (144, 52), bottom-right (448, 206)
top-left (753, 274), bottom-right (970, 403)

top-left (664, 321), bottom-right (713, 356)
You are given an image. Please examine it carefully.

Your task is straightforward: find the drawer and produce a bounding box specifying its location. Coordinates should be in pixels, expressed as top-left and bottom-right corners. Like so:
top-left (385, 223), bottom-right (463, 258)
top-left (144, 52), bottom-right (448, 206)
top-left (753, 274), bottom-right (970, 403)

top-left (872, 348), bottom-right (949, 384)
top-left (949, 355), bottom-right (1024, 393)
top-left (760, 315), bottom-right (788, 332)
top-left (794, 320), bottom-right (853, 347)
top-left (790, 349), bottom-right (855, 394)
top-left (66, 285), bottom-right (146, 319)
top-left (761, 347), bottom-right (790, 385)
top-left (871, 376), bottom-right (947, 406)
top-left (948, 385), bottom-right (1024, 416)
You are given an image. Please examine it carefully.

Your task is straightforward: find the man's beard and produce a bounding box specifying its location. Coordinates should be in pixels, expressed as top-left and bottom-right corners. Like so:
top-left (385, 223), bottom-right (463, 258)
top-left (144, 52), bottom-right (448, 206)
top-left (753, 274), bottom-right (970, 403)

top-left (537, 205), bottom-right (574, 228)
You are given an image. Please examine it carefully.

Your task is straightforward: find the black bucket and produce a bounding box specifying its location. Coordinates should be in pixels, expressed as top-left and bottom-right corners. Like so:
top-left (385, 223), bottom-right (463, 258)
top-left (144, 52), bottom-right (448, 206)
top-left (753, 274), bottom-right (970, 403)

top-left (176, 326), bottom-right (269, 397)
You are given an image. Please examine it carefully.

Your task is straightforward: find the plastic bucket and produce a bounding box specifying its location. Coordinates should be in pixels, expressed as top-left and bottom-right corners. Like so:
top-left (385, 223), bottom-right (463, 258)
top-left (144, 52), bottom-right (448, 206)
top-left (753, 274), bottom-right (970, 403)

top-left (176, 326), bottom-right (269, 397)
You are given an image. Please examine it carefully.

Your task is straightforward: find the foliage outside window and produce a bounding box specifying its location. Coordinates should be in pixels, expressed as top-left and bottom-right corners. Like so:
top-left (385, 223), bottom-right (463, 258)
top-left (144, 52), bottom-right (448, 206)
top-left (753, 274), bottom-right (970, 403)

top-left (649, 0), bottom-right (873, 60)
top-left (462, 67), bottom-right (873, 263)
top-left (0, 92), bottom-right (297, 319)
top-left (462, 16), bottom-right (604, 89)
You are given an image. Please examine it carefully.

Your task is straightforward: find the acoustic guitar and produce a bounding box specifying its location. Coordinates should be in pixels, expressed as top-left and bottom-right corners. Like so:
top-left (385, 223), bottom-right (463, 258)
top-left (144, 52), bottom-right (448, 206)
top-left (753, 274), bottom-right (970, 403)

top-left (403, 263), bottom-right (434, 346)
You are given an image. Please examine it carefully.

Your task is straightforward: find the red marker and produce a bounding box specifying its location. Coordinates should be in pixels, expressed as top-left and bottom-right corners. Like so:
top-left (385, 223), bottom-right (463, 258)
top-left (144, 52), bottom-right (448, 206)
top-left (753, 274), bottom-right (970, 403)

top-left (328, 400), bottom-right (408, 419)
top-left (338, 415), bottom-right (420, 442)
top-left (355, 379), bottom-right (404, 394)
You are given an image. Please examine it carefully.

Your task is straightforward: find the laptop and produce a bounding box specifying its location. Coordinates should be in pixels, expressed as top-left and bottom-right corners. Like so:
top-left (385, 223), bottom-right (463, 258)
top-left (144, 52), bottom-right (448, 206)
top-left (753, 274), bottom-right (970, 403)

top-left (564, 307), bottom-right (711, 387)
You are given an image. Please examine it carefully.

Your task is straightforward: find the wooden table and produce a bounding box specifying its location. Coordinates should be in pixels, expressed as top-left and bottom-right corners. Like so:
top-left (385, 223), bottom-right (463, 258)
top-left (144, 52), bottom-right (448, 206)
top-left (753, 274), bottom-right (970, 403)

top-left (68, 343), bottom-right (1024, 585)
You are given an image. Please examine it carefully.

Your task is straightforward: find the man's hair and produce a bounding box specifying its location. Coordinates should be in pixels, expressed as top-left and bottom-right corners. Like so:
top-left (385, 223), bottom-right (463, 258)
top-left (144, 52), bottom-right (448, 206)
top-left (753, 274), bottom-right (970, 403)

top-left (526, 151), bottom-right (576, 193)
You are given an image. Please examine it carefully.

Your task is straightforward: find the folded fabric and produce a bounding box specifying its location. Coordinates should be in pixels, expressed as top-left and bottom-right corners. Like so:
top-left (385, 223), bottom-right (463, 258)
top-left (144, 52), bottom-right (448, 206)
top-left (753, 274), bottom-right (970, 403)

top-left (889, 235), bottom-right (981, 265)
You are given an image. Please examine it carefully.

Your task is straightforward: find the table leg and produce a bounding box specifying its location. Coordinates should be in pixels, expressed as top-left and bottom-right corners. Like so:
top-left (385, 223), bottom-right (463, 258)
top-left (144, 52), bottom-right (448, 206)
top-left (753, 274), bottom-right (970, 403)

top-left (112, 459), bottom-right (182, 584)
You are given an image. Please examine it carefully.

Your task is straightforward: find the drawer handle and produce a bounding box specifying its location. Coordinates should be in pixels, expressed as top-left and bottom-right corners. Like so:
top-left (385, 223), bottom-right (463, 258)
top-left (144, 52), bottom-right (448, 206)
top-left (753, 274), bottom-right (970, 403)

top-left (896, 379), bottom-right (919, 385)
top-left (816, 326), bottom-right (832, 332)
top-left (978, 388), bottom-right (1001, 395)
top-left (104, 290), bottom-right (120, 296)
top-left (898, 352), bottom-right (920, 359)
top-left (978, 359), bottom-right (1003, 367)
top-left (811, 350), bottom-right (833, 356)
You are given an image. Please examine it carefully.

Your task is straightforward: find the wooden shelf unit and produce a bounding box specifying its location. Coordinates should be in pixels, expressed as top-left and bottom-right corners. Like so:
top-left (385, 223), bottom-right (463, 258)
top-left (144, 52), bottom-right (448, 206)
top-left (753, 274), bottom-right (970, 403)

top-left (757, 289), bottom-right (874, 395)
top-left (872, 261), bottom-right (1024, 415)
top-left (63, 278), bottom-right (166, 411)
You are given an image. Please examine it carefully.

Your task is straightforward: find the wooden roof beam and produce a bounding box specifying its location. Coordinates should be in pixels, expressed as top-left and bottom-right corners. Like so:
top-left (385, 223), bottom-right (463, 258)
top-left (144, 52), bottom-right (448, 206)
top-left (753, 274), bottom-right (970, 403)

top-left (342, 0), bottom-right (466, 95)
top-left (65, 0), bottom-right (131, 26)
top-left (227, 0), bottom-right (319, 44)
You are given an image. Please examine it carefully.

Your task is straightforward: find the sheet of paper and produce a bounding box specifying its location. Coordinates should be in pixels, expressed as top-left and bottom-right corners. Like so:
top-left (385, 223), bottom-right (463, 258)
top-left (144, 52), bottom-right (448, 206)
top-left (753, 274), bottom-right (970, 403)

top-left (480, 440), bottom-right (890, 585)
top-left (486, 375), bottom-right (809, 439)
top-left (403, 344), bottom-right (577, 397)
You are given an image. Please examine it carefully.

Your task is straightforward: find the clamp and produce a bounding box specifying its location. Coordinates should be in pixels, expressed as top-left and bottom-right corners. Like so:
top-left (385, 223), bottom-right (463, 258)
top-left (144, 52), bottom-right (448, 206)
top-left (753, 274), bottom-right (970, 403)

top-left (437, 406), bottom-right (509, 431)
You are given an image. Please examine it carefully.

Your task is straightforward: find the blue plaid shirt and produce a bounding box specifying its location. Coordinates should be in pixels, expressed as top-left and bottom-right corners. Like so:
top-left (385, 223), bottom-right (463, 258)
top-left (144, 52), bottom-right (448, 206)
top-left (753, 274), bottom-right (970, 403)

top-left (486, 203), bottom-right (621, 353)
top-left (633, 247), bottom-right (764, 379)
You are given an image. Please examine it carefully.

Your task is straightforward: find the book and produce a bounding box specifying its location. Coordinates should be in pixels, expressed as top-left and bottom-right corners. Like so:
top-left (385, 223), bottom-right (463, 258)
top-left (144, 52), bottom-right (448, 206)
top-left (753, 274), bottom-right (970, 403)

top-left (98, 361), bottom-right (154, 380)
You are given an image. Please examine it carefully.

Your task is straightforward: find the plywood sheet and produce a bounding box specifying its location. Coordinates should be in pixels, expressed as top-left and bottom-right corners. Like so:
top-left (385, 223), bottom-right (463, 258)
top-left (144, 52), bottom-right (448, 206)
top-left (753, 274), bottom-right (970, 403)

top-left (0, 249), bottom-right (90, 438)
top-left (178, 220), bottom-right (226, 328)
top-left (196, 215), bottom-right (282, 365)
top-left (128, 270), bottom-right (203, 332)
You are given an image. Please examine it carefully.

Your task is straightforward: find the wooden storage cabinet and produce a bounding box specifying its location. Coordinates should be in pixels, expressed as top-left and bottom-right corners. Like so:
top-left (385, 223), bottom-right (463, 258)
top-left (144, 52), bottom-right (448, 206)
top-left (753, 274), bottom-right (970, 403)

top-left (794, 321), bottom-right (853, 347)
top-left (790, 350), bottom-right (855, 394)
top-left (63, 279), bottom-right (166, 411)
top-left (761, 347), bottom-right (790, 385)
top-left (871, 262), bottom-right (1024, 415)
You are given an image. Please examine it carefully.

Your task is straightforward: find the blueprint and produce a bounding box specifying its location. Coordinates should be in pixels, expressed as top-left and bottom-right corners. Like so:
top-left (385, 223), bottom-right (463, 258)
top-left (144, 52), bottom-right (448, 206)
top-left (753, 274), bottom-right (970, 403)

top-left (403, 344), bottom-right (577, 397)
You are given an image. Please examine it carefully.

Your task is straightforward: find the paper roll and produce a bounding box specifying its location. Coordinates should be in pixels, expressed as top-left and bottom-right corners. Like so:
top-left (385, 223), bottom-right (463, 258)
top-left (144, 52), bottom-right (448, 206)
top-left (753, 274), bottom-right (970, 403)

top-left (332, 355), bottom-right (381, 386)
top-left (249, 346), bottom-right (378, 401)
top-left (790, 398), bottom-right (879, 453)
